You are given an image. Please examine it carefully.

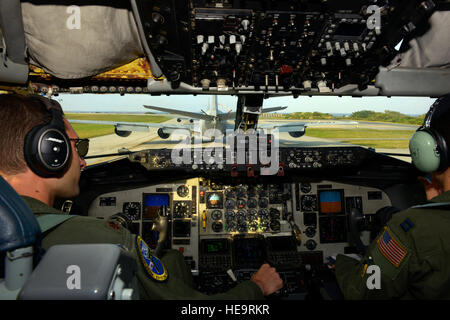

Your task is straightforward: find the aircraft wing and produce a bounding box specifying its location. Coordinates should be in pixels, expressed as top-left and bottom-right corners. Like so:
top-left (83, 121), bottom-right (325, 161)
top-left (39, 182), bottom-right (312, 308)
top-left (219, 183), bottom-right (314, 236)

top-left (258, 120), bottom-right (359, 136)
top-left (68, 119), bottom-right (192, 132)
top-left (261, 107), bottom-right (288, 113)
top-left (144, 105), bottom-right (216, 121)
top-left (217, 106), bottom-right (287, 121)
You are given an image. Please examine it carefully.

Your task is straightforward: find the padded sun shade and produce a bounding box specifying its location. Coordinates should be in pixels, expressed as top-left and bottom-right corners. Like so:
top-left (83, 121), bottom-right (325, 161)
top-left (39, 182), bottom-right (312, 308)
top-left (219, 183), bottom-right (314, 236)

top-left (21, 2), bottom-right (145, 79)
top-left (390, 11), bottom-right (450, 69)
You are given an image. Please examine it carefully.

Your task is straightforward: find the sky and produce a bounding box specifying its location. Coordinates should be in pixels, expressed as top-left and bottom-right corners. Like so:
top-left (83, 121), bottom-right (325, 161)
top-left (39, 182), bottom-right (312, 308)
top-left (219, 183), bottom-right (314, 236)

top-left (56, 93), bottom-right (436, 116)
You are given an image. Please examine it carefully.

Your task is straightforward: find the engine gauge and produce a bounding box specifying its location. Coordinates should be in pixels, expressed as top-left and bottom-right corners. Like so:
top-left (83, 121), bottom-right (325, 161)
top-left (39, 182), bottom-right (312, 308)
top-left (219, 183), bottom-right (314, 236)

top-left (247, 209), bottom-right (258, 221)
top-left (236, 187), bottom-right (247, 198)
top-left (237, 199), bottom-right (246, 209)
top-left (211, 210), bottom-right (222, 220)
top-left (258, 209), bottom-right (269, 220)
top-left (258, 197), bottom-right (268, 208)
top-left (225, 210), bottom-right (235, 221)
top-left (258, 186), bottom-right (269, 198)
top-left (248, 222), bottom-right (258, 232)
top-left (236, 210), bottom-right (246, 222)
top-left (123, 202), bottom-right (141, 221)
top-left (225, 188), bottom-right (236, 198)
top-left (225, 221), bottom-right (237, 232)
top-left (237, 221), bottom-right (248, 233)
top-left (247, 198), bottom-right (257, 208)
top-left (247, 186), bottom-right (257, 198)
top-left (177, 185), bottom-right (189, 197)
top-left (259, 221), bottom-right (269, 232)
top-left (225, 199), bottom-right (235, 209)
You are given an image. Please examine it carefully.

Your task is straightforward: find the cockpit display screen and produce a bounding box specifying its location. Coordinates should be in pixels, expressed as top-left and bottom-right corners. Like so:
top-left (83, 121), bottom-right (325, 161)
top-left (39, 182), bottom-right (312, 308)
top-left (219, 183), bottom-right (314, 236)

top-left (143, 194), bottom-right (169, 219)
top-left (266, 236), bottom-right (296, 252)
top-left (318, 190), bottom-right (344, 214)
top-left (144, 194), bottom-right (169, 207)
top-left (206, 192), bottom-right (223, 209)
top-left (233, 237), bottom-right (266, 268)
top-left (201, 239), bottom-right (229, 255)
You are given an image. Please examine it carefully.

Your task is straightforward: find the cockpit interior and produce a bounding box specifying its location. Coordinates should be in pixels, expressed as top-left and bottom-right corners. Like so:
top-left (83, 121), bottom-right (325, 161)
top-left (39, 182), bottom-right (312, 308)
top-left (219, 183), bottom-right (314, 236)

top-left (0, 0), bottom-right (449, 301)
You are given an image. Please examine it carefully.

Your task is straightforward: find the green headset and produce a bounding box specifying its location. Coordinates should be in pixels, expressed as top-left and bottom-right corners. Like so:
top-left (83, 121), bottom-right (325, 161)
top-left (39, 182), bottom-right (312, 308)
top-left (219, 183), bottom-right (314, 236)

top-left (409, 94), bottom-right (450, 173)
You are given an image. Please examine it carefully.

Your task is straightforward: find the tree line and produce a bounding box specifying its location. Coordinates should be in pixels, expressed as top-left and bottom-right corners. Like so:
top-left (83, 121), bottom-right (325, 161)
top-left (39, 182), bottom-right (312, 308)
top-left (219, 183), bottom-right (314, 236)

top-left (283, 110), bottom-right (425, 125)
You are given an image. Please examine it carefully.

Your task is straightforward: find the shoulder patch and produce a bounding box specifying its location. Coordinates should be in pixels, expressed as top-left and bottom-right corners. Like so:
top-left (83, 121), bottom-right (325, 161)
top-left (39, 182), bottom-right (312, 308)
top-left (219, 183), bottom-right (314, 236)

top-left (136, 236), bottom-right (168, 282)
top-left (376, 227), bottom-right (408, 268)
top-left (108, 221), bottom-right (122, 230)
top-left (400, 218), bottom-right (414, 233)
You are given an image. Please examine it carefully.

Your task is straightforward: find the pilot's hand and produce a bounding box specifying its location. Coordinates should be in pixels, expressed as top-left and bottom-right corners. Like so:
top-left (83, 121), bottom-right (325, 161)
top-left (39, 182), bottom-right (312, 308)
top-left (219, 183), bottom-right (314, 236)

top-left (418, 174), bottom-right (443, 200)
top-left (250, 263), bottom-right (283, 296)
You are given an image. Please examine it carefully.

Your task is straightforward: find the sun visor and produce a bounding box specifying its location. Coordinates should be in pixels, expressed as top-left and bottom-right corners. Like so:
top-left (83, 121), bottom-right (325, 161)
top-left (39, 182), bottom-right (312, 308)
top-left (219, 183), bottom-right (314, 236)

top-left (21, 2), bottom-right (145, 79)
top-left (389, 11), bottom-right (450, 69)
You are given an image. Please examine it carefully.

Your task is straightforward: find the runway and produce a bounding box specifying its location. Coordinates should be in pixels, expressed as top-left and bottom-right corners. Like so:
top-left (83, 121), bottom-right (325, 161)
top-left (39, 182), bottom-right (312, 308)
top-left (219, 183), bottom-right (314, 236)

top-left (84, 119), bottom-right (413, 166)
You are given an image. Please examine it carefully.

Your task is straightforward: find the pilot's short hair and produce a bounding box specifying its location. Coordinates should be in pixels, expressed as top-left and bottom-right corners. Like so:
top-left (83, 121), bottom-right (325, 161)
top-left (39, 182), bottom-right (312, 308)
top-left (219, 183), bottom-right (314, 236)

top-left (0, 94), bottom-right (65, 175)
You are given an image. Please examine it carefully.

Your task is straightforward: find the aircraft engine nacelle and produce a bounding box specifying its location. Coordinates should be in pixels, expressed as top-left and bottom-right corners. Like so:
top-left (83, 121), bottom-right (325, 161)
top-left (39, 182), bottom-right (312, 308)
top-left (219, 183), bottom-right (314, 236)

top-left (176, 118), bottom-right (194, 123)
top-left (274, 125), bottom-right (306, 138)
top-left (115, 127), bottom-right (132, 137)
top-left (157, 128), bottom-right (177, 139)
top-left (288, 131), bottom-right (305, 138)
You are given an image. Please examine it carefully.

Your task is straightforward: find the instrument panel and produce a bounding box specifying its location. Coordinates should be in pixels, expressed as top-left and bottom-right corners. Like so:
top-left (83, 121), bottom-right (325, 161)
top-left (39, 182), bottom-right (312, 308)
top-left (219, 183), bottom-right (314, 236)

top-left (133, 0), bottom-right (435, 93)
top-left (128, 145), bottom-right (367, 174)
top-left (88, 176), bottom-right (392, 295)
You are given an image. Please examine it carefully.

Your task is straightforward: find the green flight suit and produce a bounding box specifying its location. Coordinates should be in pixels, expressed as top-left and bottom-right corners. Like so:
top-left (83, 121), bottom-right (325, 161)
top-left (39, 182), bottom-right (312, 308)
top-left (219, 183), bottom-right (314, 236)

top-left (335, 191), bottom-right (450, 299)
top-left (22, 196), bottom-right (263, 300)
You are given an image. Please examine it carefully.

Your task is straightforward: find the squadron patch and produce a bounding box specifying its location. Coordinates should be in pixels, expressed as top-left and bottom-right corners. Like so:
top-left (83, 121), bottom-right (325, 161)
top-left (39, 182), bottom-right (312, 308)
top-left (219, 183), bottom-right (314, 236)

top-left (136, 236), bottom-right (168, 282)
top-left (376, 228), bottom-right (407, 268)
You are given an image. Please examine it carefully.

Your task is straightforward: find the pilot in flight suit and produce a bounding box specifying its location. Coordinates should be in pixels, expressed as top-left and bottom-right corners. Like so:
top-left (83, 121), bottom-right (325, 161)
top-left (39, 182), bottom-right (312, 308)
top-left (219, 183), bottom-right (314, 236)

top-left (335, 94), bottom-right (450, 299)
top-left (22, 195), bottom-right (264, 300)
top-left (0, 94), bottom-right (282, 300)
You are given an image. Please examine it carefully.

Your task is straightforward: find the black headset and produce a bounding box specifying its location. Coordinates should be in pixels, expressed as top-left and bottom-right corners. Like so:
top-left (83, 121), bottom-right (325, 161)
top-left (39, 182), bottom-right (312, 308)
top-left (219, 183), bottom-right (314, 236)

top-left (409, 94), bottom-right (450, 173)
top-left (23, 96), bottom-right (72, 178)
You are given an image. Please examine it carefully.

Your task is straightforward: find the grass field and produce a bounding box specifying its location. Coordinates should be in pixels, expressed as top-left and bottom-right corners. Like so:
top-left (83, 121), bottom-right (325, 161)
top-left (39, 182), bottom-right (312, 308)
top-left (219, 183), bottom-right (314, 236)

top-left (337, 140), bottom-right (410, 149)
top-left (66, 113), bottom-right (171, 139)
top-left (304, 128), bottom-right (415, 149)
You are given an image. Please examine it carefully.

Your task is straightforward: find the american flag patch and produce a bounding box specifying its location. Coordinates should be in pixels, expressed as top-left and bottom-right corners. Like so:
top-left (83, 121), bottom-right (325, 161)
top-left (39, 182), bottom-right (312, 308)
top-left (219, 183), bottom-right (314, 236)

top-left (377, 229), bottom-right (407, 267)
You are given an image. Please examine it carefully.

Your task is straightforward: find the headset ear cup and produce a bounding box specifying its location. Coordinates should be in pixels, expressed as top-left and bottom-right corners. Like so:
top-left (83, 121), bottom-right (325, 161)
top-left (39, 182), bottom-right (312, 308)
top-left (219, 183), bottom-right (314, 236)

top-left (435, 131), bottom-right (449, 172)
top-left (409, 130), bottom-right (441, 173)
top-left (24, 123), bottom-right (72, 178)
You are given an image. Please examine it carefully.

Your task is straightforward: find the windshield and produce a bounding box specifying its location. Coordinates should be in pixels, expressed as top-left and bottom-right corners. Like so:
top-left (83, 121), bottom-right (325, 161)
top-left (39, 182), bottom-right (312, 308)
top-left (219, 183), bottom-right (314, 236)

top-left (57, 94), bottom-right (436, 166)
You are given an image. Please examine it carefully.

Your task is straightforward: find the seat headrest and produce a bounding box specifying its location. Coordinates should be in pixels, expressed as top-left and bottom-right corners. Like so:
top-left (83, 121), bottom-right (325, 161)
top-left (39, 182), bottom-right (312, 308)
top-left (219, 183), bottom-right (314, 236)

top-left (0, 175), bottom-right (41, 252)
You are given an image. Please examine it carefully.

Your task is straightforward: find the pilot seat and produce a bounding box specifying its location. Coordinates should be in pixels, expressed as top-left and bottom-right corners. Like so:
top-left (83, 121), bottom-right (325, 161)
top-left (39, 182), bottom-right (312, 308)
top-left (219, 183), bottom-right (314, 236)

top-left (0, 175), bottom-right (139, 300)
